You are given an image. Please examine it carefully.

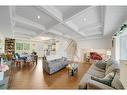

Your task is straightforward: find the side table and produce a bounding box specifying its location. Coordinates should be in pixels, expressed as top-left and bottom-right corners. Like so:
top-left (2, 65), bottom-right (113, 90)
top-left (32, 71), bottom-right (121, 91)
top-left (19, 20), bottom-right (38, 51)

top-left (66, 63), bottom-right (78, 76)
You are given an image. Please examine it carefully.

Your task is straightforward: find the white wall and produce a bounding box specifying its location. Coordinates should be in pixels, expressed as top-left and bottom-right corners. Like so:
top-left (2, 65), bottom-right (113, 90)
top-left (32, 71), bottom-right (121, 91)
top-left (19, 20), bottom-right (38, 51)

top-left (55, 39), bottom-right (67, 57)
top-left (76, 38), bottom-right (112, 62)
top-left (30, 41), bottom-right (44, 57)
top-left (77, 38), bottom-right (112, 49)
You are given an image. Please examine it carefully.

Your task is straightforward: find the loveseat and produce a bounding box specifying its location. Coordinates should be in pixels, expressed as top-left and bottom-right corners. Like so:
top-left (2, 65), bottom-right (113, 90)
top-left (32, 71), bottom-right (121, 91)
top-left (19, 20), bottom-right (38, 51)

top-left (42, 56), bottom-right (69, 74)
top-left (79, 59), bottom-right (124, 89)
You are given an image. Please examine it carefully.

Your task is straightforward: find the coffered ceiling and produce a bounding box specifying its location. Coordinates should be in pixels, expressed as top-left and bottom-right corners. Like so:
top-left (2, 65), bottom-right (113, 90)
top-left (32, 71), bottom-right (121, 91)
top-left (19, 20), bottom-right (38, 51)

top-left (1, 6), bottom-right (127, 41)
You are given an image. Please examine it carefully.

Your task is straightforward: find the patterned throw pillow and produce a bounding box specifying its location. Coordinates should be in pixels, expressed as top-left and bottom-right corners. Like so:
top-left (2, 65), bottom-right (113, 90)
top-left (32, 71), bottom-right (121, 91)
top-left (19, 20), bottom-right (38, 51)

top-left (95, 60), bottom-right (106, 70)
top-left (91, 71), bottom-right (115, 86)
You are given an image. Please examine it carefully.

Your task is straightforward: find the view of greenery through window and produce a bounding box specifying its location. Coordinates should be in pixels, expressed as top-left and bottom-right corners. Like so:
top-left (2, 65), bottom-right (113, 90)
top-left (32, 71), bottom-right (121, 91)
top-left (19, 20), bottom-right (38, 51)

top-left (16, 43), bottom-right (30, 50)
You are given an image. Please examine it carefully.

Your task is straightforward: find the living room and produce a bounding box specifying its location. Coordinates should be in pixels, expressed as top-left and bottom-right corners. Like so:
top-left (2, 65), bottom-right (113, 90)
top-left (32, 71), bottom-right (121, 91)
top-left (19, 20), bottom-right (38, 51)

top-left (0, 6), bottom-right (127, 90)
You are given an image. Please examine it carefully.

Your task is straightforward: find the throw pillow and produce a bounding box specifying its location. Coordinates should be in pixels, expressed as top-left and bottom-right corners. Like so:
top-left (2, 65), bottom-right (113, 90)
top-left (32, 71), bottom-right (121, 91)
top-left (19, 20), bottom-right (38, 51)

top-left (91, 71), bottom-right (115, 86)
top-left (105, 61), bottom-right (120, 75)
top-left (105, 59), bottom-right (117, 70)
top-left (111, 72), bottom-right (124, 89)
top-left (95, 60), bottom-right (106, 70)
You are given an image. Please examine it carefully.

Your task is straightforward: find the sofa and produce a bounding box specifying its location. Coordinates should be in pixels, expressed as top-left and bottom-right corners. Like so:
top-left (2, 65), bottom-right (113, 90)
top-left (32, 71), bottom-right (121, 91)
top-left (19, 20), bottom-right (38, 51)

top-left (42, 56), bottom-right (69, 74)
top-left (79, 59), bottom-right (124, 89)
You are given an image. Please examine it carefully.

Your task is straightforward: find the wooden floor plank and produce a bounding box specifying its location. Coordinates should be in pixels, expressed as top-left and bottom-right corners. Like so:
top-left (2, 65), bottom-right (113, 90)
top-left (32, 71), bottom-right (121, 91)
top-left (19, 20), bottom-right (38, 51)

top-left (9, 59), bottom-right (91, 89)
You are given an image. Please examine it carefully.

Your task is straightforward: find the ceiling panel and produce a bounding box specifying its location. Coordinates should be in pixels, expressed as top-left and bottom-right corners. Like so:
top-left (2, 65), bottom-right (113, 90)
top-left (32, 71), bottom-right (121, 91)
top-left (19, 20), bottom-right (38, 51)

top-left (55, 6), bottom-right (90, 20)
top-left (53, 24), bottom-right (74, 34)
top-left (104, 6), bottom-right (127, 37)
top-left (50, 24), bottom-right (83, 39)
top-left (15, 6), bottom-right (59, 29)
top-left (6, 6), bottom-right (127, 41)
top-left (67, 6), bottom-right (102, 29)
top-left (15, 22), bottom-right (43, 33)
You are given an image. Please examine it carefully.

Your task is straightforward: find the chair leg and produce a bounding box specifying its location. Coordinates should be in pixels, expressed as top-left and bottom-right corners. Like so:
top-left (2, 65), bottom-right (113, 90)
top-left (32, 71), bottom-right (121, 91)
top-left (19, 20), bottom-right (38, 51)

top-left (14, 61), bottom-right (17, 67)
top-left (21, 62), bottom-right (23, 69)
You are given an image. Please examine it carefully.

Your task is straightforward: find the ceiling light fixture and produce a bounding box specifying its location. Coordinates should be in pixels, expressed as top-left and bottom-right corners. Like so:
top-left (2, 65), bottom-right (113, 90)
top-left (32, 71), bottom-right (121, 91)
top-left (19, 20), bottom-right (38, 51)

top-left (37, 15), bottom-right (40, 19)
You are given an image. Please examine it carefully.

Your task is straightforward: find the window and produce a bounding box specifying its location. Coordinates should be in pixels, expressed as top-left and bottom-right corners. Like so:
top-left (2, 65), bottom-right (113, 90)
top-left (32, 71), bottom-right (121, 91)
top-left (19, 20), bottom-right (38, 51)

top-left (24, 43), bottom-right (30, 50)
top-left (120, 29), bottom-right (127, 60)
top-left (16, 43), bottom-right (23, 50)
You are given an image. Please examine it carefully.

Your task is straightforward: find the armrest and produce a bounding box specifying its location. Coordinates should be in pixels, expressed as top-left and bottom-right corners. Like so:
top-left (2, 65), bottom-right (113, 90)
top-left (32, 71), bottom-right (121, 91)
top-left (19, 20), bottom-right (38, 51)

top-left (87, 79), bottom-right (114, 89)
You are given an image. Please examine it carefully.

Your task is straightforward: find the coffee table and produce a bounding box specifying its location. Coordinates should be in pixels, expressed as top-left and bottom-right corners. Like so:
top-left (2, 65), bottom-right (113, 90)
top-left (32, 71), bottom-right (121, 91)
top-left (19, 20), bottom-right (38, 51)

top-left (66, 63), bottom-right (78, 76)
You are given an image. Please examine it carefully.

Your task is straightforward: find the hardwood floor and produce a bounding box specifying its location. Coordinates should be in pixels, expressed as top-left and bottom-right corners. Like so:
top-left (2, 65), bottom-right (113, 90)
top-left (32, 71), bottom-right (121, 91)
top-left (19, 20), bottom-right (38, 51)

top-left (9, 59), bottom-right (91, 89)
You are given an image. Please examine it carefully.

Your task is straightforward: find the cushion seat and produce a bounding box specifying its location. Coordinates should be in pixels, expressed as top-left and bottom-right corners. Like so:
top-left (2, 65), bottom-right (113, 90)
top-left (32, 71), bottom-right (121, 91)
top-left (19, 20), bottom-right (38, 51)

top-left (79, 59), bottom-right (124, 89)
top-left (87, 64), bottom-right (105, 78)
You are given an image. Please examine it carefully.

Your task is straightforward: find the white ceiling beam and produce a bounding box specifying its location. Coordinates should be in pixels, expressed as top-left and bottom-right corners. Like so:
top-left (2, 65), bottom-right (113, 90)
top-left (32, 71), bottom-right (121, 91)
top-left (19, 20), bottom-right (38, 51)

top-left (100, 6), bottom-right (105, 36)
top-left (63, 24), bottom-right (84, 38)
top-left (9, 6), bottom-right (16, 38)
top-left (14, 32), bottom-right (34, 38)
top-left (13, 15), bottom-right (46, 31)
top-left (9, 6), bottom-right (16, 27)
top-left (37, 6), bottom-right (85, 38)
top-left (14, 27), bottom-right (37, 36)
top-left (48, 29), bottom-right (63, 36)
top-left (14, 34), bottom-right (32, 39)
top-left (86, 36), bottom-right (103, 40)
top-left (79, 20), bottom-right (101, 30)
top-left (84, 31), bottom-right (102, 37)
top-left (79, 24), bottom-right (102, 32)
top-left (78, 30), bottom-right (102, 37)
top-left (65, 21), bottom-right (79, 31)
top-left (78, 34), bottom-right (103, 41)
top-left (48, 29), bottom-right (72, 39)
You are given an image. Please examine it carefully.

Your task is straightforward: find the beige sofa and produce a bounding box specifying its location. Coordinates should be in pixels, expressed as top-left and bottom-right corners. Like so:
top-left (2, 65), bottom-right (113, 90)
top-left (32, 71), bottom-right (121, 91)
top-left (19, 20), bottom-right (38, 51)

top-left (79, 59), bottom-right (124, 89)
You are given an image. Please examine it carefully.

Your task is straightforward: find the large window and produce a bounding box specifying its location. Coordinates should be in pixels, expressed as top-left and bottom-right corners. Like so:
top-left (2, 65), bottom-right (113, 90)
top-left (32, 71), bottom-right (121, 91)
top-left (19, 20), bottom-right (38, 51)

top-left (120, 29), bottom-right (127, 60)
top-left (16, 43), bottom-right (23, 50)
top-left (24, 43), bottom-right (30, 50)
top-left (16, 43), bottom-right (30, 50)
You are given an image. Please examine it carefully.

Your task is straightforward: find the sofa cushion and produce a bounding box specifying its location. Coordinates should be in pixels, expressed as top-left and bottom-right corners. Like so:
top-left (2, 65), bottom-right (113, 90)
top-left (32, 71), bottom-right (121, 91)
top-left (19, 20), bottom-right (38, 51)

top-left (105, 60), bottom-right (120, 75)
top-left (95, 60), bottom-right (106, 70)
top-left (87, 65), bottom-right (105, 78)
top-left (111, 72), bottom-right (124, 89)
top-left (105, 59), bottom-right (113, 69)
top-left (91, 71), bottom-right (115, 86)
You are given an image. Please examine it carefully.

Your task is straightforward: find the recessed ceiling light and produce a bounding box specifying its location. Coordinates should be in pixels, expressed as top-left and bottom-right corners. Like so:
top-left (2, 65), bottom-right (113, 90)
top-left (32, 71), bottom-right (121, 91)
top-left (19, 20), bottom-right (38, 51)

top-left (84, 18), bottom-right (86, 21)
top-left (37, 15), bottom-right (40, 19)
